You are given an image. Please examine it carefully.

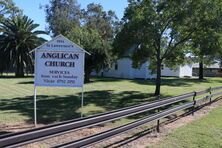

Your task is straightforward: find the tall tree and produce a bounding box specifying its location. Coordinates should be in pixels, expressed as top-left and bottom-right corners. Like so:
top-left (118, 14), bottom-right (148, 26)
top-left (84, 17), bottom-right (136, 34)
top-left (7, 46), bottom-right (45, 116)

top-left (114, 0), bottom-right (222, 96)
top-left (190, 31), bottom-right (222, 79)
top-left (0, 0), bottom-right (20, 74)
top-left (68, 3), bottom-right (119, 82)
top-left (79, 3), bottom-right (120, 82)
top-left (0, 15), bottom-right (46, 77)
top-left (45, 0), bottom-right (82, 36)
top-left (114, 0), bottom-right (203, 96)
top-left (189, 0), bottom-right (222, 80)
top-left (45, 1), bottom-right (119, 82)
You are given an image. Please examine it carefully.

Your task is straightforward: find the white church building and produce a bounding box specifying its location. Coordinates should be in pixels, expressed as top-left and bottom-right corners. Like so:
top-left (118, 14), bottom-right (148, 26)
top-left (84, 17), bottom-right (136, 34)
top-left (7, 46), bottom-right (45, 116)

top-left (92, 58), bottom-right (193, 79)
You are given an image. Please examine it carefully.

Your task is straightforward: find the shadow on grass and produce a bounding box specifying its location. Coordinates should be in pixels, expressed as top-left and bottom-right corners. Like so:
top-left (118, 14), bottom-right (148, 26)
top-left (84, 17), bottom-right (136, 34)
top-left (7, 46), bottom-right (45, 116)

top-left (0, 95), bottom-right (81, 124)
top-left (17, 81), bottom-right (34, 84)
top-left (15, 76), bottom-right (222, 88)
top-left (0, 89), bottom-right (172, 125)
top-left (0, 75), bottom-right (34, 79)
top-left (130, 78), bottom-right (212, 87)
top-left (1, 76), bottom-right (205, 132)
top-left (90, 76), bottom-right (222, 87)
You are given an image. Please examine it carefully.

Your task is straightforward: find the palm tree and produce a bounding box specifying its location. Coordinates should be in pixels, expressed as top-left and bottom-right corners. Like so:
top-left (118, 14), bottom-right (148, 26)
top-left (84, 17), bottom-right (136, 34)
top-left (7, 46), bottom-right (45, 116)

top-left (0, 15), bottom-right (46, 77)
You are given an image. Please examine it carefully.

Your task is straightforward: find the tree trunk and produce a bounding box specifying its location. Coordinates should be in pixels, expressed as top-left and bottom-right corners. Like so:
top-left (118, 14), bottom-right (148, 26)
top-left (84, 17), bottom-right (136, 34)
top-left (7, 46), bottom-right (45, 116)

top-left (84, 70), bottom-right (91, 83)
top-left (155, 47), bottom-right (162, 96)
top-left (155, 59), bottom-right (162, 96)
top-left (199, 61), bottom-right (204, 80)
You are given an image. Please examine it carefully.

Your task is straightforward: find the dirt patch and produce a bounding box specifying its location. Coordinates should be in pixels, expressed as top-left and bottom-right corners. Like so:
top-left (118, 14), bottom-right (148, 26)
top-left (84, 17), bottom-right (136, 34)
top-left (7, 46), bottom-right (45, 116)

top-left (0, 123), bottom-right (34, 133)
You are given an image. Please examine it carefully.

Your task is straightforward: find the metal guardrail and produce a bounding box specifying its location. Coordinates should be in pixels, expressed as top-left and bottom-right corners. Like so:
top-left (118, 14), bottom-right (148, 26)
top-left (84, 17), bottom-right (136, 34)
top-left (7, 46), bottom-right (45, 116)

top-left (0, 86), bottom-right (221, 147)
top-left (211, 91), bottom-right (222, 97)
top-left (55, 102), bottom-right (194, 148)
top-left (0, 93), bottom-right (194, 147)
top-left (211, 86), bottom-right (222, 91)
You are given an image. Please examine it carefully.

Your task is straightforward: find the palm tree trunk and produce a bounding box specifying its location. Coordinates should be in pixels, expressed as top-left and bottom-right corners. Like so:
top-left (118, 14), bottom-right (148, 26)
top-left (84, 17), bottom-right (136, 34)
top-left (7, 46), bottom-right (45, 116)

top-left (15, 55), bottom-right (24, 77)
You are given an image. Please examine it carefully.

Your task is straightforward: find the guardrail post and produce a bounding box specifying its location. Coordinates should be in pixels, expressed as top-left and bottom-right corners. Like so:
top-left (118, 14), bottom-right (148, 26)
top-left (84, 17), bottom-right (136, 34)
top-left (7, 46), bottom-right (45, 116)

top-left (209, 87), bottom-right (212, 105)
top-left (156, 95), bottom-right (160, 133)
top-left (192, 91), bottom-right (197, 116)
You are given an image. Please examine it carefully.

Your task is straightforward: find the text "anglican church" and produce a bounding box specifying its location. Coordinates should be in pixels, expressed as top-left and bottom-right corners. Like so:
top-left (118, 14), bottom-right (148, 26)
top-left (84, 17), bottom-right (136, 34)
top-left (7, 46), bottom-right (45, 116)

top-left (41, 52), bottom-right (80, 68)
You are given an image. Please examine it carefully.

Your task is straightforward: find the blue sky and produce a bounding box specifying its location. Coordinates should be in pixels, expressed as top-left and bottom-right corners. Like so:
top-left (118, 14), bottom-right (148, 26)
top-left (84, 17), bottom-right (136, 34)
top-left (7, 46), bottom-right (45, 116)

top-left (13, 0), bottom-right (128, 40)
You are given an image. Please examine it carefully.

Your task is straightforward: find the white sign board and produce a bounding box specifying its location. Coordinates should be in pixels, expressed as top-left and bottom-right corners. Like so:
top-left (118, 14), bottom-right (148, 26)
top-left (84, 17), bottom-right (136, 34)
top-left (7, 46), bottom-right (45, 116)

top-left (32, 35), bottom-right (89, 126)
top-left (34, 35), bottom-right (88, 88)
top-left (35, 50), bottom-right (84, 87)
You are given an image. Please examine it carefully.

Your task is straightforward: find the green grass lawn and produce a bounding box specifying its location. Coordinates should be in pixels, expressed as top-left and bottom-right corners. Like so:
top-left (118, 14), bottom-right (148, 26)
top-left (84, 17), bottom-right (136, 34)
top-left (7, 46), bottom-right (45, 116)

top-left (0, 76), bottom-right (222, 125)
top-left (153, 104), bottom-right (222, 148)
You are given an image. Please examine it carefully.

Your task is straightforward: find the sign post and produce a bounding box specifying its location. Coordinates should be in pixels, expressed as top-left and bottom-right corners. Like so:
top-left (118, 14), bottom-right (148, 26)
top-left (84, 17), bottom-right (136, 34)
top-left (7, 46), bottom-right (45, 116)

top-left (81, 87), bottom-right (84, 118)
top-left (31, 35), bottom-right (90, 126)
top-left (34, 86), bottom-right (37, 127)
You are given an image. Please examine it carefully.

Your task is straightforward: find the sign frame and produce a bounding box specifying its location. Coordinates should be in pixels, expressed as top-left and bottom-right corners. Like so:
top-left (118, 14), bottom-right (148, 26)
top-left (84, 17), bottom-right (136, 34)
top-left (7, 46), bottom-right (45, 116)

top-left (31, 35), bottom-right (90, 126)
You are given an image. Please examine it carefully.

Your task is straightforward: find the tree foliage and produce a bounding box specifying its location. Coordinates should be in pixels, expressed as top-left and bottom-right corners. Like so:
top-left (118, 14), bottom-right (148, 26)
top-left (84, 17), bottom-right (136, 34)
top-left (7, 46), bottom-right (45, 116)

top-left (45, 0), bottom-right (82, 36)
top-left (0, 15), bottom-right (46, 76)
top-left (67, 26), bottom-right (112, 82)
top-left (0, 0), bottom-right (20, 22)
top-left (82, 3), bottom-right (119, 41)
top-left (114, 0), bottom-right (222, 96)
top-left (45, 1), bottom-right (119, 82)
top-left (188, 0), bottom-right (222, 79)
